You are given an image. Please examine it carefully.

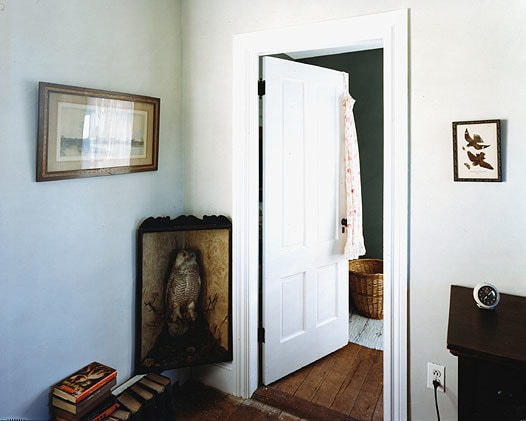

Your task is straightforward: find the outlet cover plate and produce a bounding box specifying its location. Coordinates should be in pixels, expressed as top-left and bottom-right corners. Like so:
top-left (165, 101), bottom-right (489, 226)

top-left (427, 362), bottom-right (445, 393)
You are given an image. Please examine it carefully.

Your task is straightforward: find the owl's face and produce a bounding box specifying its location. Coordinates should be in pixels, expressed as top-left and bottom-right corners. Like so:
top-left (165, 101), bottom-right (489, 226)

top-left (175, 249), bottom-right (196, 266)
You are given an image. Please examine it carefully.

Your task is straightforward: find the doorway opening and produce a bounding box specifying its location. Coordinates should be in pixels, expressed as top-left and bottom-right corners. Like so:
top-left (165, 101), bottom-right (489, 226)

top-left (232, 10), bottom-right (408, 420)
top-left (256, 49), bottom-right (384, 420)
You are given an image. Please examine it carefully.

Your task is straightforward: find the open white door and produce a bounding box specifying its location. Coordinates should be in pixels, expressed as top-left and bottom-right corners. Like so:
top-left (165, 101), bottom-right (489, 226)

top-left (261, 57), bottom-right (349, 385)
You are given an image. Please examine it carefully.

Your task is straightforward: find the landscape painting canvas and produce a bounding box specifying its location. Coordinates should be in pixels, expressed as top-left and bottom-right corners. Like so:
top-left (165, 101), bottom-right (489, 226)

top-left (56, 102), bottom-right (148, 161)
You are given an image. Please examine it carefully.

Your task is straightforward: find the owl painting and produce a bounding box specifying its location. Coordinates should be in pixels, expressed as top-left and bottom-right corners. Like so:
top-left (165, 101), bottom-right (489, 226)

top-left (165, 249), bottom-right (202, 336)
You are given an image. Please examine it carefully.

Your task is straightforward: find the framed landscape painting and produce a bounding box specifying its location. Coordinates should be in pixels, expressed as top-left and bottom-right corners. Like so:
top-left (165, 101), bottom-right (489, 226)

top-left (37, 82), bottom-right (160, 181)
top-left (452, 119), bottom-right (502, 182)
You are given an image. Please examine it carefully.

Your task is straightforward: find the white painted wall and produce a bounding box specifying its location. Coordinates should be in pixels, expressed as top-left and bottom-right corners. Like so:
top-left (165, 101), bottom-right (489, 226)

top-left (0, 1), bottom-right (182, 418)
top-left (3, 1), bottom-right (525, 419)
top-left (181, 1), bottom-right (526, 420)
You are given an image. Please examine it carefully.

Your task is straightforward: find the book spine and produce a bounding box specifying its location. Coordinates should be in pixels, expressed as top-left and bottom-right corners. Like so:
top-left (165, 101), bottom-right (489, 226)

top-left (52, 379), bottom-right (116, 416)
top-left (51, 397), bottom-right (118, 420)
top-left (51, 395), bottom-right (77, 414)
top-left (85, 401), bottom-right (119, 421)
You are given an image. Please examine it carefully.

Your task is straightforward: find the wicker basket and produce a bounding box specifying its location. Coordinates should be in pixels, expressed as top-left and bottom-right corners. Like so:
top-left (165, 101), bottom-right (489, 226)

top-left (348, 259), bottom-right (384, 320)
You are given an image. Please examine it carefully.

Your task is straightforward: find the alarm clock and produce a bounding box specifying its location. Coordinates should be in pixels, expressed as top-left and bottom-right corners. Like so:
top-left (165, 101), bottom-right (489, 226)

top-left (473, 283), bottom-right (500, 310)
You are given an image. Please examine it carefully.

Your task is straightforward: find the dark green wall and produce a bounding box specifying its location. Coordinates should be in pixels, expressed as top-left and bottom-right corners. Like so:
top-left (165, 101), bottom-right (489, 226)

top-left (300, 49), bottom-right (384, 259)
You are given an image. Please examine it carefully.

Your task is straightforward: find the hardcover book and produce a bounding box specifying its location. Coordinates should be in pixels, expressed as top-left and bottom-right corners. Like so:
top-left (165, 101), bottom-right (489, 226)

top-left (51, 378), bottom-right (116, 415)
top-left (111, 372), bottom-right (173, 420)
top-left (105, 408), bottom-right (131, 420)
top-left (51, 396), bottom-right (119, 421)
top-left (52, 361), bottom-right (117, 404)
top-left (144, 372), bottom-right (170, 387)
top-left (130, 384), bottom-right (154, 402)
top-left (138, 376), bottom-right (164, 394)
top-left (111, 374), bottom-right (145, 397)
top-left (115, 391), bottom-right (142, 414)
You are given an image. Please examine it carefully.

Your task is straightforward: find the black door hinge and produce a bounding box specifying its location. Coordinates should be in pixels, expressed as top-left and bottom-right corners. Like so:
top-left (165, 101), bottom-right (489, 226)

top-left (258, 79), bottom-right (266, 96)
top-left (258, 326), bottom-right (265, 343)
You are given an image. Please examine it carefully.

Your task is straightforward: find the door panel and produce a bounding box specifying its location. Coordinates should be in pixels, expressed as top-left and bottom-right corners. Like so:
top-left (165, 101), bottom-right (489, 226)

top-left (262, 56), bottom-right (349, 385)
top-left (281, 273), bottom-right (306, 340)
top-left (316, 264), bottom-right (338, 325)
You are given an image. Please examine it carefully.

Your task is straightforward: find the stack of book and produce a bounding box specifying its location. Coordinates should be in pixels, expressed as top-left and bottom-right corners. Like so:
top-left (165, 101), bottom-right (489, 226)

top-left (49, 362), bottom-right (174, 420)
top-left (111, 372), bottom-right (173, 420)
top-left (49, 361), bottom-right (118, 421)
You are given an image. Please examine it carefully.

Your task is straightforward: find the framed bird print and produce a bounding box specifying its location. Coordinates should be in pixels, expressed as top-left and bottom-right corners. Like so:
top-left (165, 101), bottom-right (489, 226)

top-left (135, 215), bottom-right (233, 373)
top-left (452, 119), bottom-right (502, 182)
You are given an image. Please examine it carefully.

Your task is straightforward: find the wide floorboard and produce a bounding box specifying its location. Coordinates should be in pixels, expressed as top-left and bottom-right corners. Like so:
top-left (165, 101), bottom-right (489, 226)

top-left (175, 343), bottom-right (383, 420)
top-left (175, 381), bottom-right (306, 420)
top-left (253, 343), bottom-right (383, 421)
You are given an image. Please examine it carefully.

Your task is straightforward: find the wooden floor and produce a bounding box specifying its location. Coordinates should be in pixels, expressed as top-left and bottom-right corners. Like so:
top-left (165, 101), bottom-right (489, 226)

top-left (254, 342), bottom-right (383, 420)
top-left (175, 381), bottom-right (307, 420)
top-left (175, 342), bottom-right (383, 421)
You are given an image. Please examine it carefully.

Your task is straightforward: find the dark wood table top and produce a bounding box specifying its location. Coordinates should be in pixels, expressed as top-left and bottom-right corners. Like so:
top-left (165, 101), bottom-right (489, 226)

top-left (447, 285), bottom-right (526, 366)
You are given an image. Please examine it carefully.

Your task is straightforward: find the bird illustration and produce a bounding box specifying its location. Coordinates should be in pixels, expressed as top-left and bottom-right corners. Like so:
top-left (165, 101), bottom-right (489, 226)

top-left (464, 128), bottom-right (490, 150)
top-left (467, 150), bottom-right (494, 170)
top-left (165, 249), bottom-right (202, 336)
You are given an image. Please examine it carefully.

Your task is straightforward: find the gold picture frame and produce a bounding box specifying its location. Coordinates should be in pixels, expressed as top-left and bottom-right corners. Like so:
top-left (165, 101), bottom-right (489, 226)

top-left (37, 82), bottom-right (160, 181)
top-left (452, 119), bottom-right (502, 182)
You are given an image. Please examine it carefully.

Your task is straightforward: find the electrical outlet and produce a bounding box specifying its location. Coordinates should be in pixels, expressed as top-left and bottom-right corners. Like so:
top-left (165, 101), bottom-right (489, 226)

top-left (427, 362), bottom-right (445, 393)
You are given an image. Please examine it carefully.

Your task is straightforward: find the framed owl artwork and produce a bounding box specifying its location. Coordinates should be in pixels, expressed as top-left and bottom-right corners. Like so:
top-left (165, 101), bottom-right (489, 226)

top-left (135, 215), bottom-right (233, 373)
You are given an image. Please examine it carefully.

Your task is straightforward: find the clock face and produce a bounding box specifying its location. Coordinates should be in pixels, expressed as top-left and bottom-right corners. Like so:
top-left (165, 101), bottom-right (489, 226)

top-left (473, 283), bottom-right (500, 309)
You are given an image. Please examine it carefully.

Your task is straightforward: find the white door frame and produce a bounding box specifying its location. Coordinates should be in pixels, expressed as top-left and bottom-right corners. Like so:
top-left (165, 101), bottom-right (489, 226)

top-left (232, 9), bottom-right (409, 420)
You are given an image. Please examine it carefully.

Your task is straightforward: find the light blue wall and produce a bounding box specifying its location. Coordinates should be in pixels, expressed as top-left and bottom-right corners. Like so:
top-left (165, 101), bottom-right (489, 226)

top-left (0, 1), bottom-right (183, 418)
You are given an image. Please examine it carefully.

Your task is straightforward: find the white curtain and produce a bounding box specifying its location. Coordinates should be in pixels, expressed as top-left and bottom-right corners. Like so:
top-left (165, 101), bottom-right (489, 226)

top-left (342, 76), bottom-right (366, 260)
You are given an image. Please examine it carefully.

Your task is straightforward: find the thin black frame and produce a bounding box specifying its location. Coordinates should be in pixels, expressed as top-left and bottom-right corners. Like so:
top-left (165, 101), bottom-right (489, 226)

top-left (452, 119), bottom-right (502, 182)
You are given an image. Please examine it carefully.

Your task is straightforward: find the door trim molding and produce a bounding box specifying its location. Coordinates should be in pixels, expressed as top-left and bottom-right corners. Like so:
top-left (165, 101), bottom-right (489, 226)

top-left (232, 10), bottom-right (409, 420)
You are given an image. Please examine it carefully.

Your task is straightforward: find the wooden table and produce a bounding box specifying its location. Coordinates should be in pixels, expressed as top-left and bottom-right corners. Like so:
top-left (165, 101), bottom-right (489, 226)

top-left (447, 285), bottom-right (526, 420)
